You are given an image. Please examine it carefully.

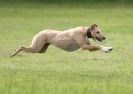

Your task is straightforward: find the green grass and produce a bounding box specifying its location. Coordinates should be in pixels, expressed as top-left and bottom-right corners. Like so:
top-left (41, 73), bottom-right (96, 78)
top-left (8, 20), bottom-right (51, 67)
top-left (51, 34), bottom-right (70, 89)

top-left (0, 2), bottom-right (133, 94)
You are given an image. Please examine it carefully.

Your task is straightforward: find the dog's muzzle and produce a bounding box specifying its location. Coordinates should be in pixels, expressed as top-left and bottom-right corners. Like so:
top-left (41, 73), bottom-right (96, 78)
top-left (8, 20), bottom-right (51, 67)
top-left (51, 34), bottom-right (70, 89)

top-left (96, 36), bottom-right (106, 42)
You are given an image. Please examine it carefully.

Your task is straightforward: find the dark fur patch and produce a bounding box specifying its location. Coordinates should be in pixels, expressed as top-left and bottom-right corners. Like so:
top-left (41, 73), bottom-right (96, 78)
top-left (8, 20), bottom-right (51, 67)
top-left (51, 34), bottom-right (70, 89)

top-left (39, 43), bottom-right (50, 53)
top-left (86, 28), bottom-right (92, 38)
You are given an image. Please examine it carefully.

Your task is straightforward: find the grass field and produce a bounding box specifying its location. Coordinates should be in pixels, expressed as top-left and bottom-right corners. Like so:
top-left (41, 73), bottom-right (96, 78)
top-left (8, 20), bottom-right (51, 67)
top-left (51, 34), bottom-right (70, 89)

top-left (0, 2), bottom-right (133, 94)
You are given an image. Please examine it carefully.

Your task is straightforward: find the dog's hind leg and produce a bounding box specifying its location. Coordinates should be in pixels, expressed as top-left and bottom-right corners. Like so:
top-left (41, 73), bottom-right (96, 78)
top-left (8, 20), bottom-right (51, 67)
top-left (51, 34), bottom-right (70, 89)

top-left (10, 32), bottom-right (50, 57)
top-left (10, 40), bottom-right (49, 57)
top-left (10, 46), bottom-right (35, 58)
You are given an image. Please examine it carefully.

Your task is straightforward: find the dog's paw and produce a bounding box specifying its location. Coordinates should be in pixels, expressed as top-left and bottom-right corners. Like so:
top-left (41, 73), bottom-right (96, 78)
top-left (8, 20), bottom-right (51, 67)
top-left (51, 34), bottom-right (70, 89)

top-left (101, 46), bottom-right (113, 53)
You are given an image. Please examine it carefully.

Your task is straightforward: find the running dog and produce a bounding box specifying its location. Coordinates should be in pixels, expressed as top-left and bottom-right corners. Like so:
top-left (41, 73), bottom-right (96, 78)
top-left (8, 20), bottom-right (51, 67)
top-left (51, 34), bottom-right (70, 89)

top-left (10, 24), bottom-right (113, 57)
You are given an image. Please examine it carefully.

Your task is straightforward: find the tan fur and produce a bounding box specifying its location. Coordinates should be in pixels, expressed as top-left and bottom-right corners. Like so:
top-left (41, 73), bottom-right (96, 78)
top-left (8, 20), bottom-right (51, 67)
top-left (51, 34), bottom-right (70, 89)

top-left (10, 24), bottom-right (112, 57)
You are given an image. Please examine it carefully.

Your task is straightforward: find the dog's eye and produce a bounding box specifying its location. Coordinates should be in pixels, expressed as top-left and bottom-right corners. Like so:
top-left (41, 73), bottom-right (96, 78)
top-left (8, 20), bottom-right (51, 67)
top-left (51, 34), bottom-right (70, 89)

top-left (97, 31), bottom-right (100, 33)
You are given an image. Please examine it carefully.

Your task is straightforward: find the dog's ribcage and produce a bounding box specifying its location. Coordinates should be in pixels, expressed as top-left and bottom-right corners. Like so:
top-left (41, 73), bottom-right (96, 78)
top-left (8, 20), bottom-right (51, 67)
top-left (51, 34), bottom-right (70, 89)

top-left (49, 31), bottom-right (80, 52)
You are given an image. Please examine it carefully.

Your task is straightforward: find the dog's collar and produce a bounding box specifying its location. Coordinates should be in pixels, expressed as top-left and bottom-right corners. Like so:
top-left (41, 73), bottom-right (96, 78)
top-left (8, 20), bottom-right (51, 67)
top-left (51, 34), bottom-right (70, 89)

top-left (86, 28), bottom-right (92, 38)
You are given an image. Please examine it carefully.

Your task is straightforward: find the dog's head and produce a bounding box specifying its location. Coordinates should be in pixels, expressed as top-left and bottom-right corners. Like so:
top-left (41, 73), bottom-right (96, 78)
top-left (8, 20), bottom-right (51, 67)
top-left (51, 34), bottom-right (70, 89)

top-left (87, 24), bottom-right (106, 42)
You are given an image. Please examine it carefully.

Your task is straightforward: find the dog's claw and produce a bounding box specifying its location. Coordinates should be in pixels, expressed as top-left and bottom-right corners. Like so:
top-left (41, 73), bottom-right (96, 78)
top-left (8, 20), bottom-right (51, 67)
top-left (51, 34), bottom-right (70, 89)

top-left (109, 48), bottom-right (113, 51)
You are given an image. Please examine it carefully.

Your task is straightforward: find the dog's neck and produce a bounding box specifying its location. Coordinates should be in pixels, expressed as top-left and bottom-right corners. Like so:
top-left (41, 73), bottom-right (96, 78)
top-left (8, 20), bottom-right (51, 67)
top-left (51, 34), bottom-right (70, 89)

top-left (86, 28), bottom-right (92, 38)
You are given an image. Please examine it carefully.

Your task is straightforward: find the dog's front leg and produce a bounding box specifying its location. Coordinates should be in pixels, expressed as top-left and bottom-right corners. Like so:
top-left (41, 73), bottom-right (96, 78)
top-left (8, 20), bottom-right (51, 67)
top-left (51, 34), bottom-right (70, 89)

top-left (81, 44), bottom-right (112, 53)
top-left (99, 45), bottom-right (113, 53)
top-left (74, 34), bottom-right (112, 53)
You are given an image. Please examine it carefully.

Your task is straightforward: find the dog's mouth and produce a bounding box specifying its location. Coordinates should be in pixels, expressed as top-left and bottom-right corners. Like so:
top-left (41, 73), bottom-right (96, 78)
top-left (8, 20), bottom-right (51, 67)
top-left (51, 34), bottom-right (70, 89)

top-left (96, 37), bottom-right (105, 42)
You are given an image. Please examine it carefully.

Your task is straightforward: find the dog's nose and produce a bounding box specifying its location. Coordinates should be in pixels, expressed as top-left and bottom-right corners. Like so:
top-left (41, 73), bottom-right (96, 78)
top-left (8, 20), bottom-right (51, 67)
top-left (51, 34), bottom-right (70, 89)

top-left (103, 37), bottom-right (106, 40)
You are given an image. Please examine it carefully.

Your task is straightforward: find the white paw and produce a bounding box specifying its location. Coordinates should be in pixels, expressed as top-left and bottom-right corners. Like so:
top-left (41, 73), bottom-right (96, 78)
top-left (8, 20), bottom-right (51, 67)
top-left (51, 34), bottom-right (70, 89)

top-left (101, 46), bottom-right (113, 53)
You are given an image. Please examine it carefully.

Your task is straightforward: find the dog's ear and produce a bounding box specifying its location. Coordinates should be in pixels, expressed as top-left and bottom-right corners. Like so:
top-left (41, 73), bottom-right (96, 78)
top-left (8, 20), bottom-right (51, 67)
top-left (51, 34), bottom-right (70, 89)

top-left (90, 24), bottom-right (98, 30)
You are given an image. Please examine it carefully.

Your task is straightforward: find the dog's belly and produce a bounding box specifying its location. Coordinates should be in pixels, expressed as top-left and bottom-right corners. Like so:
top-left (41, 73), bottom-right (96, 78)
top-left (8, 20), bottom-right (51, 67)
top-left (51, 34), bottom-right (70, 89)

top-left (50, 38), bottom-right (80, 52)
top-left (62, 42), bottom-right (80, 52)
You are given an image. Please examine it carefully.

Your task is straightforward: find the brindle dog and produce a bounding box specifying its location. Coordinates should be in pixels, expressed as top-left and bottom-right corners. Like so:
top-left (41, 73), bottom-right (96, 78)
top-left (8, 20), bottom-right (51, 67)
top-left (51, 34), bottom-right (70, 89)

top-left (10, 24), bottom-right (113, 57)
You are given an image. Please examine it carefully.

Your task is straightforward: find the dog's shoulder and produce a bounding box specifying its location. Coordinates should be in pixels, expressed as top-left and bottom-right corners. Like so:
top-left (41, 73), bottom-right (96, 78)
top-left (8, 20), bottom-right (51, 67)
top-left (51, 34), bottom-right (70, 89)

top-left (73, 26), bottom-right (87, 35)
top-left (75, 26), bottom-right (85, 31)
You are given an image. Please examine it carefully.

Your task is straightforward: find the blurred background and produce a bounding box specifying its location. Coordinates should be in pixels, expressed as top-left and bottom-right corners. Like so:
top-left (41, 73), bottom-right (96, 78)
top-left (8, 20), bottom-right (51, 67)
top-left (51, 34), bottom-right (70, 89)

top-left (1, 0), bottom-right (133, 3)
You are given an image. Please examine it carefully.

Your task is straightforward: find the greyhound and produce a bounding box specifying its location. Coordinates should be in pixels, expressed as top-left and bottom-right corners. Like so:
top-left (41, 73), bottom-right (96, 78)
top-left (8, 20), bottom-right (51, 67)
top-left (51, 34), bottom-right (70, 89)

top-left (10, 24), bottom-right (113, 57)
